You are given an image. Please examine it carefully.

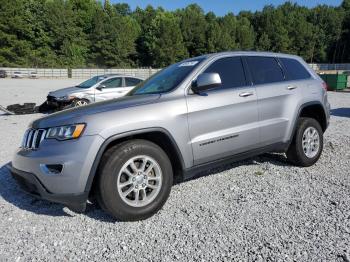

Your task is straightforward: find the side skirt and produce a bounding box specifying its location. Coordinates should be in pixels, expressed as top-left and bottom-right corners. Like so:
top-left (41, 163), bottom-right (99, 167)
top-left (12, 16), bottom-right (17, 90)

top-left (182, 142), bottom-right (289, 181)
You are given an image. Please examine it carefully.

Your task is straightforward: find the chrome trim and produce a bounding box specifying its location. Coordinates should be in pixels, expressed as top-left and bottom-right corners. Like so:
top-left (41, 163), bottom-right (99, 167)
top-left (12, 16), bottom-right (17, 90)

top-left (26, 130), bottom-right (33, 148)
top-left (40, 129), bottom-right (47, 142)
top-left (22, 128), bottom-right (47, 150)
top-left (32, 130), bottom-right (39, 148)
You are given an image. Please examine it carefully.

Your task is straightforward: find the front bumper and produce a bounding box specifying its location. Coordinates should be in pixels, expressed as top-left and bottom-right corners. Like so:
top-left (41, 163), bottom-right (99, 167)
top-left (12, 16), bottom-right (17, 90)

top-left (10, 164), bottom-right (88, 212)
top-left (11, 135), bottom-right (105, 210)
top-left (46, 95), bottom-right (71, 108)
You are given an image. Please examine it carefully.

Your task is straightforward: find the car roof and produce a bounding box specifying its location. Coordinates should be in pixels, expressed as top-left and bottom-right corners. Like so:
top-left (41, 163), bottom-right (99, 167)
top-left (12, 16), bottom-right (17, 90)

top-left (98, 74), bottom-right (144, 80)
top-left (192, 51), bottom-right (301, 60)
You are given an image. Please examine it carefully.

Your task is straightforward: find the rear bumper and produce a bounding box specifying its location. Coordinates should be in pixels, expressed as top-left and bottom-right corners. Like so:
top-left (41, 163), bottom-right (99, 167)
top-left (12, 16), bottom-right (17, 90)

top-left (10, 164), bottom-right (88, 212)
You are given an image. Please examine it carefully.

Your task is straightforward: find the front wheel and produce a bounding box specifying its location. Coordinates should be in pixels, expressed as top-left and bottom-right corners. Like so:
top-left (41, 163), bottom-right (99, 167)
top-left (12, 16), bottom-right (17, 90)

top-left (72, 99), bottom-right (89, 107)
top-left (286, 117), bottom-right (323, 167)
top-left (97, 139), bottom-right (173, 221)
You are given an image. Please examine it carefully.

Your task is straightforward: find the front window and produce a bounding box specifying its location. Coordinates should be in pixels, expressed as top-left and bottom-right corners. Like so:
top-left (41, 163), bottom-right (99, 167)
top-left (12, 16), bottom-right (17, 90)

top-left (100, 77), bottom-right (122, 88)
top-left (76, 75), bottom-right (106, 88)
top-left (128, 58), bottom-right (205, 95)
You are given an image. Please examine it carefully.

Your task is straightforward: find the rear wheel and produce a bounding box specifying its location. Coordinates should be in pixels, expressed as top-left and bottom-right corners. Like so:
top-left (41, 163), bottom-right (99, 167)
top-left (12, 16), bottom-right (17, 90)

top-left (286, 117), bottom-right (323, 167)
top-left (97, 140), bottom-right (173, 221)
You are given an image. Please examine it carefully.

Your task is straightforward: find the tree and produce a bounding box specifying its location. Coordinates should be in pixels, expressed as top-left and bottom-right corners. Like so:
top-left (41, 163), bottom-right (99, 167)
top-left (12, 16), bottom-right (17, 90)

top-left (340, 0), bottom-right (350, 62)
top-left (256, 32), bottom-right (271, 51)
top-left (90, 7), bottom-right (140, 67)
top-left (0, 1), bottom-right (349, 67)
top-left (113, 3), bottom-right (131, 16)
top-left (0, 0), bottom-right (34, 66)
top-left (144, 12), bottom-right (187, 67)
top-left (205, 12), bottom-right (237, 53)
top-left (309, 5), bottom-right (344, 62)
top-left (132, 5), bottom-right (159, 66)
top-left (43, 0), bottom-right (88, 67)
top-left (236, 16), bottom-right (255, 50)
top-left (176, 4), bottom-right (207, 57)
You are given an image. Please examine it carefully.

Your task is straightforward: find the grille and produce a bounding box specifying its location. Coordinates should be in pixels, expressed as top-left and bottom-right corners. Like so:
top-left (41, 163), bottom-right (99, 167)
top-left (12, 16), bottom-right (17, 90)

top-left (22, 129), bottom-right (47, 150)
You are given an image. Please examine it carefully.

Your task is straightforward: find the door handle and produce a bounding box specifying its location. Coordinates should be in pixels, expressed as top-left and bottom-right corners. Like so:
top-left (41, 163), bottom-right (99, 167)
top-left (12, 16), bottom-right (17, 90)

top-left (239, 92), bottom-right (254, 97)
top-left (287, 85), bottom-right (297, 90)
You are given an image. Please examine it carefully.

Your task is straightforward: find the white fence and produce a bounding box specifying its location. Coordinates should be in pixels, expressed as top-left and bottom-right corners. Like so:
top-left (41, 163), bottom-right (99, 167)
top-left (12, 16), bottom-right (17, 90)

top-left (0, 68), bottom-right (68, 78)
top-left (1, 64), bottom-right (349, 79)
top-left (71, 68), bottom-right (160, 79)
top-left (308, 64), bottom-right (350, 71)
top-left (0, 67), bottom-right (160, 79)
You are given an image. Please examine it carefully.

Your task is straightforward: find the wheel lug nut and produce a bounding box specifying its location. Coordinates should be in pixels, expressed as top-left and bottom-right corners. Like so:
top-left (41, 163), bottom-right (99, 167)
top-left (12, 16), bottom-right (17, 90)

top-left (135, 185), bottom-right (138, 189)
top-left (142, 183), bottom-right (146, 187)
top-left (144, 175), bottom-right (147, 179)
top-left (132, 177), bottom-right (136, 181)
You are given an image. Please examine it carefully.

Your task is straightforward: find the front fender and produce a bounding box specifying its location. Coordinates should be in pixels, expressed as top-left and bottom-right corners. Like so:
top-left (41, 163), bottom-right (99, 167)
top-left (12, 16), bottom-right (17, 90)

top-left (83, 127), bottom-right (186, 194)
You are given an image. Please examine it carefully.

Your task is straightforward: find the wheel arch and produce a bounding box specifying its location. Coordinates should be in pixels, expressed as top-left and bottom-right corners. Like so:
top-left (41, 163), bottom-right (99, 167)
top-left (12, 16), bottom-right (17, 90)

top-left (85, 127), bottom-right (186, 196)
top-left (288, 101), bottom-right (328, 147)
top-left (298, 102), bottom-right (328, 131)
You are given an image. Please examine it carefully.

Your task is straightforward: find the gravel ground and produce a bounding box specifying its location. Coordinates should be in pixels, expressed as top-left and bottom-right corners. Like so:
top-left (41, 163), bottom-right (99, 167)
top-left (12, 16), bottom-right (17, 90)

top-left (0, 82), bottom-right (349, 261)
top-left (0, 79), bottom-right (81, 108)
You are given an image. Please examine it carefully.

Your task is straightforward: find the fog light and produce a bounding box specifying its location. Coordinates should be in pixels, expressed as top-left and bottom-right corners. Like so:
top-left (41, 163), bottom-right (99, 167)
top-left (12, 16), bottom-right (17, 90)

top-left (40, 164), bottom-right (63, 175)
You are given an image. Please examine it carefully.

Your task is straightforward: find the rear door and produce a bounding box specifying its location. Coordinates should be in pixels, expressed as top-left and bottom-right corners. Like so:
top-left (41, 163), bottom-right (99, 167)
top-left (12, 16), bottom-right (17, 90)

top-left (123, 77), bottom-right (143, 94)
top-left (186, 56), bottom-right (259, 165)
top-left (244, 56), bottom-right (304, 146)
top-left (94, 77), bottom-right (123, 102)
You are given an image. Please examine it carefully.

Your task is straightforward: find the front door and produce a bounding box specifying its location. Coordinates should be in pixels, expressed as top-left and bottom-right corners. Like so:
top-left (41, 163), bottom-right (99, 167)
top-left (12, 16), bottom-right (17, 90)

top-left (94, 77), bottom-right (123, 102)
top-left (186, 56), bottom-right (259, 165)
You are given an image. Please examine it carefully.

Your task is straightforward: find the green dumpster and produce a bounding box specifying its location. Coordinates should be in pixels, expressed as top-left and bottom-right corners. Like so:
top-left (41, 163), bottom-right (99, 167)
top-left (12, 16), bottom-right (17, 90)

top-left (319, 74), bottom-right (348, 91)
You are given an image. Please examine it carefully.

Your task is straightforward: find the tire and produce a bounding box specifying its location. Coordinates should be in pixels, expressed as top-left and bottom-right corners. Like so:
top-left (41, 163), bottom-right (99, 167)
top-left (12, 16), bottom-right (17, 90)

top-left (72, 99), bottom-right (89, 107)
top-left (286, 117), bottom-right (323, 167)
top-left (97, 139), bottom-right (173, 221)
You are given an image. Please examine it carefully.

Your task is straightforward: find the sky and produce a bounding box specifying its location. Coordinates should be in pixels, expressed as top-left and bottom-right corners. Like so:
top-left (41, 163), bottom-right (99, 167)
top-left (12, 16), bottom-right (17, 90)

top-left (111, 0), bottom-right (343, 16)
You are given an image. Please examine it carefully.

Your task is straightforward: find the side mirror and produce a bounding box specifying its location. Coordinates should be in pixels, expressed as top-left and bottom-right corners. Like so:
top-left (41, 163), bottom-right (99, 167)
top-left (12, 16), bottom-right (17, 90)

top-left (96, 85), bottom-right (105, 91)
top-left (191, 73), bottom-right (221, 94)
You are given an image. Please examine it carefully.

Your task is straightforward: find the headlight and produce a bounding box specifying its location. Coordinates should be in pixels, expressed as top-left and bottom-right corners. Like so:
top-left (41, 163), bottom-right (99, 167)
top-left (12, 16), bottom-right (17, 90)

top-left (55, 95), bottom-right (75, 101)
top-left (46, 124), bottom-right (85, 140)
top-left (55, 95), bottom-right (68, 101)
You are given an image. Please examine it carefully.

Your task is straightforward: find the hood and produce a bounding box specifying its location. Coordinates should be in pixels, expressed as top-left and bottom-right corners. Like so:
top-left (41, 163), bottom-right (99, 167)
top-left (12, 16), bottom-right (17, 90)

top-left (32, 94), bottom-right (161, 128)
top-left (48, 86), bottom-right (85, 98)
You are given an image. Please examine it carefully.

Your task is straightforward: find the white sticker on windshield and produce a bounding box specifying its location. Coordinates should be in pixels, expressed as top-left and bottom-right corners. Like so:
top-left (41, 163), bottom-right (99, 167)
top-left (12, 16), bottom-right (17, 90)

top-left (178, 61), bottom-right (199, 67)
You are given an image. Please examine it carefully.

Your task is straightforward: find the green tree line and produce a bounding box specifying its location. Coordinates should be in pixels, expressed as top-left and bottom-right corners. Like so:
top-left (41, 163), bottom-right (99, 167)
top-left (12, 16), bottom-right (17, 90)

top-left (0, 0), bottom-right (350, 68)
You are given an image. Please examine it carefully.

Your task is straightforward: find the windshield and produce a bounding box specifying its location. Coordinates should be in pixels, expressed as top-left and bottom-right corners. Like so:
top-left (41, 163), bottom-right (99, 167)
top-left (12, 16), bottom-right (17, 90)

top-left (128, 58), bottom-right (205, 95)
top-left (76, 75), bottom-right (106, 88)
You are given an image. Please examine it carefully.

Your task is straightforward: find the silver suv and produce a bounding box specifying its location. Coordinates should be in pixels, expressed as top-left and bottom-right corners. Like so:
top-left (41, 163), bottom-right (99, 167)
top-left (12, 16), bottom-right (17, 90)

top-left (11, 52), bottom-right (330, 221)
top-left (46, 74), bottom-right (143, 109)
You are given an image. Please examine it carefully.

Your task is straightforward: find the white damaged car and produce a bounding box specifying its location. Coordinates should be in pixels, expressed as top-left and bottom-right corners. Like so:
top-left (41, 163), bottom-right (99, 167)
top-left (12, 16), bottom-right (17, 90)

top-left (46, 74), bottom-right (144, 109)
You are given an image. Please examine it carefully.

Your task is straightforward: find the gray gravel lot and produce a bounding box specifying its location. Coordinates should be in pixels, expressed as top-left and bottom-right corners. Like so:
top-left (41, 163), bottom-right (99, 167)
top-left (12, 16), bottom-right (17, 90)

top-left (0, 80), bottom-right (349, 261)
top-left (0, 79), bottom-right (81, 107)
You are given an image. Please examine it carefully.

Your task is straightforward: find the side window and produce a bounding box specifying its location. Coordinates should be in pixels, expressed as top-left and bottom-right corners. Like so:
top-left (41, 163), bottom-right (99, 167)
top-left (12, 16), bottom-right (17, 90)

top-left (204, 57), bottom-right (246, 89)
top-left (246, 56), bottom-right (285, 85)
top-left (101, 78), bottom-right (122, 88)
top-left (280, 58), bottom-right (311, 80)
top-left (125, 77), bottom-right (142, 87)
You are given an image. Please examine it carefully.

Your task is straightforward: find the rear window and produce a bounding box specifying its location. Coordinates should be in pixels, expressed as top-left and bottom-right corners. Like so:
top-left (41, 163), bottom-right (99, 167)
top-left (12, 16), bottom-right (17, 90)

top-left (125, 77), bottom-right (143, 87)
top-left (280, 58), bottom-right (311, 80)
top-left (246, 56), bottom-right (285, 85)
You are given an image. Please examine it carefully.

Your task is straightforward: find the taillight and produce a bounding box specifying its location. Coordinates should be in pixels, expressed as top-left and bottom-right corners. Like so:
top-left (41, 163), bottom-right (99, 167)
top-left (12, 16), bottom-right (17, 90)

top-left (322, 82), bottom-right (328, 91)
